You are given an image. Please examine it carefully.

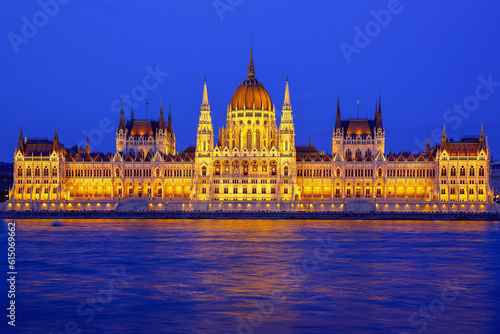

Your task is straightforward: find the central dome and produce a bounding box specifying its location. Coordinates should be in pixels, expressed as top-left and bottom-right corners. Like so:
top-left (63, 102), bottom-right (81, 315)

top-left (229, 47), bottom-right (273, 112)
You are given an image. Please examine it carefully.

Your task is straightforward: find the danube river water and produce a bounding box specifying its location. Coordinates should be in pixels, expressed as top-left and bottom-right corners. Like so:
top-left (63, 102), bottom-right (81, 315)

top-left (1, 219), bottom-right (500, 334)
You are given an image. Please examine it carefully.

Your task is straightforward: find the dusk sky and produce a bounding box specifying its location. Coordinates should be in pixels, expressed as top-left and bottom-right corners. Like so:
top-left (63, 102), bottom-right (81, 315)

top-left (2, 1), bottom-right (500, 162)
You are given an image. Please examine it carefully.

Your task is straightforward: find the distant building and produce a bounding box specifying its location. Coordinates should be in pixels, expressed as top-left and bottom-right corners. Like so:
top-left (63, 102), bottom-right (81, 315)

top-left (0, 162), bottom-right (13, 202)
top-left (491, 160), bottom-right (500, 201)
top-left (5, 46), bottom-right (497, 212)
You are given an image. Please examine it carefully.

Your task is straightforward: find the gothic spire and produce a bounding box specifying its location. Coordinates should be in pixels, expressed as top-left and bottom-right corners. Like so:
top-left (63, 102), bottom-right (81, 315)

top-left (53, 126), bottom-right (59, 152)
top-left (85, 137), bottom-right (90, 154)
top-left (376, 95), bottom-right (383, 129)
top-left (167, 104), bottom-right (173, 133)
top-left (159, 98), bottom-right (166, 129)
top-left (131, 104), bottom-right (135, 121)
top-left (335, 96), bottom-right (342, 129)
top-left (441, 123), bottom-right (447, 148)
top-left (426, 135), bottom-right (430, 153)
top-left (201, 77), bottom-right (210, 109)
top-left (17, 126), bottom-right (24, 153)
top-left (480, 124), bottom-right (484, 139)
top-left (119, 99), bottom-right (126, 129)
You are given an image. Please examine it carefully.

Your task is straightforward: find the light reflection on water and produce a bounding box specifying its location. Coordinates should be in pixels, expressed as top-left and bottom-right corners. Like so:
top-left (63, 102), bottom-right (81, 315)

top-left (1, 219), bottom-right (500, 333)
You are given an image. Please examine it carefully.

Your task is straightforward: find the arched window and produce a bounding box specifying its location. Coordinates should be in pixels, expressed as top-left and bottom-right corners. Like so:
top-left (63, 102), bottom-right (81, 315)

top-left (355, 149), bottom-right (362, 158)
top-left (214, 161), bottom-right (221, 176)
top-left (43, 166), bottom-right (49, 176)
top-left (203, 140), bottom-right (207, 151)
top-left (17, 167), bottom-right (22, 177)
top-left (155, 168), bottom-right (160, 178)
top-left (460, 166), bottom-right (466, 177)
top-left (378, 168), bottom-right (383, 178)
top-left (345, 149), bottom-right (352, 159)
top-left (247, 131), bottom-right (252, 149)
top-left (252, 161), bottom-right (258, 172)
top-left (450, 166), bottom-right (456, 176)
top-left (115, 168), bottom-right (120, 177)
top-left (366, 149), bottom-right (372, 157)
top-left (35, 166), bottom-right (40, 177)
top-left (336, 168), bottom-right (341, 178)
top-left (256, 131), bottom-right (261, 150)
top-left (52, 166), bottom-right (57, 177)
top-left (233, 161), bottom-right (239, 174)
top-left (284, 166), bottom-right (289, 176)
top-left (479, 166), bottom-right (484, 177)
top-left (270, 161), bottom-right (277, 176)
top-left (469, 166), bottom-right (475, 177)
top-left (441, 166), bottom-right (447, 177)
top-left (201, 166), bottom-right (207, 176)
top-left (261, 162), bottom-right (267, 173)
top-left (242, 161), bottom-right (249, 176)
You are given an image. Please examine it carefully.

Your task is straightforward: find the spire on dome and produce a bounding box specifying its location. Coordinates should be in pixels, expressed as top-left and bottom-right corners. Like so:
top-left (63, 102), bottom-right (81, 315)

top-left (159, 98), bottom-right (166, 129)
top-left (426, 135), bottom-right (430, 153)
top-left (480, 124), bottom-right (484, 139)
top-left (247, 39), bottom-right (255, 78)
top-left (131, 104), bottom-right (135, 121)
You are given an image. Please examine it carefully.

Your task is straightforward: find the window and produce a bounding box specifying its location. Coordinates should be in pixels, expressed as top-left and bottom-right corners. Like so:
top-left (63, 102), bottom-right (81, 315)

top-left (214, 187), bottom-right (219, 194)
top-left (202, 187), bottom-right (207, 194)
top-left (469, 166), bottom-right (475, 177)
top-left (336, 168), bottom-right (341, 178)
top-left (441, 188), bottom-right (446, 195)
top-left (460, 188), bottom-right (465, 195)
top-left (252, 187), bottom-right (257, 194)
top-left (35, 166), bottom-right (40, 177)
top-left (224, 187), bottom-right (229, 194)
top-left (52, 167), bottom-right (57, 177)
top-left (479, 166), bottom-right (484, 177)
top-left (284, 166), bottom-right (289, 176)
top-left (201, 166), bottom-right (207, 176)
top-left (450, 166), bottom-right (456, 177)
top-left (18, 167), bottom-right (22, 177)
top-left (469, 188), bottom-right (474, 195)
top-left (441, 166), bottom-right (447, 177)
top-left (479, 188), bottom-right (484, 195)
top-left (262, 188), bottom-right (266, 194)
top-left (378, 168), bottom-right (382, 178)
top-left (233, 187), bottom-right (238, 194)
top-left (243, 187), bottom-right (247, 194)
top-left (460, 166), bottom-right (466, 177)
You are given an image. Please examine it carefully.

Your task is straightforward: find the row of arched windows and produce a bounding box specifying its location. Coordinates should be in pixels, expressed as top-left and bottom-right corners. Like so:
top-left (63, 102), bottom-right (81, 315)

top-left (18, 166), bottom-right (57, 177)
top-left (441, 165), bottom-right (484, 177)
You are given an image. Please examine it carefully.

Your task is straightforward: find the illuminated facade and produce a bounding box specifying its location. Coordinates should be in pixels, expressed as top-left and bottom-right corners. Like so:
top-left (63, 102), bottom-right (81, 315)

top-left (6, 48), bottom-right (497, 212)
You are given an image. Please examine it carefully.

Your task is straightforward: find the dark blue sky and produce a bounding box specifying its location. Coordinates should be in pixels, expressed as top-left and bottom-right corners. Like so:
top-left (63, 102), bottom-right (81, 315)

top-left (2, 0), bottom-right (499, 162)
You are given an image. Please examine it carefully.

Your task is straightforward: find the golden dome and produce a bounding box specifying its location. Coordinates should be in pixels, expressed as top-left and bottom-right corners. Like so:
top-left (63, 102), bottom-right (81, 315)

top-left (229, 46), bottom-right (273, 112)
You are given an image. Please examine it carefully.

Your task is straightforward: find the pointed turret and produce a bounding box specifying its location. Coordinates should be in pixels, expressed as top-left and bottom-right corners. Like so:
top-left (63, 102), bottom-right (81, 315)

top-left (441, 124), bottom-right (447, 148)
top-left (196, 78), bottom-right (214, 153)
top-left (480, 124), bottom-right (484, 140)
top-left (131, 104), bottom-right (135, 121)
top-left (426, 135), bottom-right (430, 154)
top-left (308, 135), bottom-right (311, 147)
top-left (376, 95), bottom-right (383, 129)
top-left (159, 98), bottom-right (167, 129)
top-left (17, 127), bottom-right (24, 154)
top-left (119, 99), bottom-right (126, 129)
top-left (335, 96), bottom-right (342, 130)
top-left (247, 40), bottom-right (255, 78)
top-left (202, 77), bottom-right (210, 109)
top-left (53, 126), bottom-right (59, 152)
top-left (283, 77), bottom-right (291, 109)
top-left (167, 104), bottom-right (173, 134)
top-left (374, 100), bottom-right (378, 120)
top-left (85, 137), bottom-right (90, 154)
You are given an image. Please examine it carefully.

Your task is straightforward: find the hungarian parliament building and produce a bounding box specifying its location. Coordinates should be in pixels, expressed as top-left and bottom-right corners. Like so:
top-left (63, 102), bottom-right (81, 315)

top-left (6, 49), bottom-right (497, 213)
